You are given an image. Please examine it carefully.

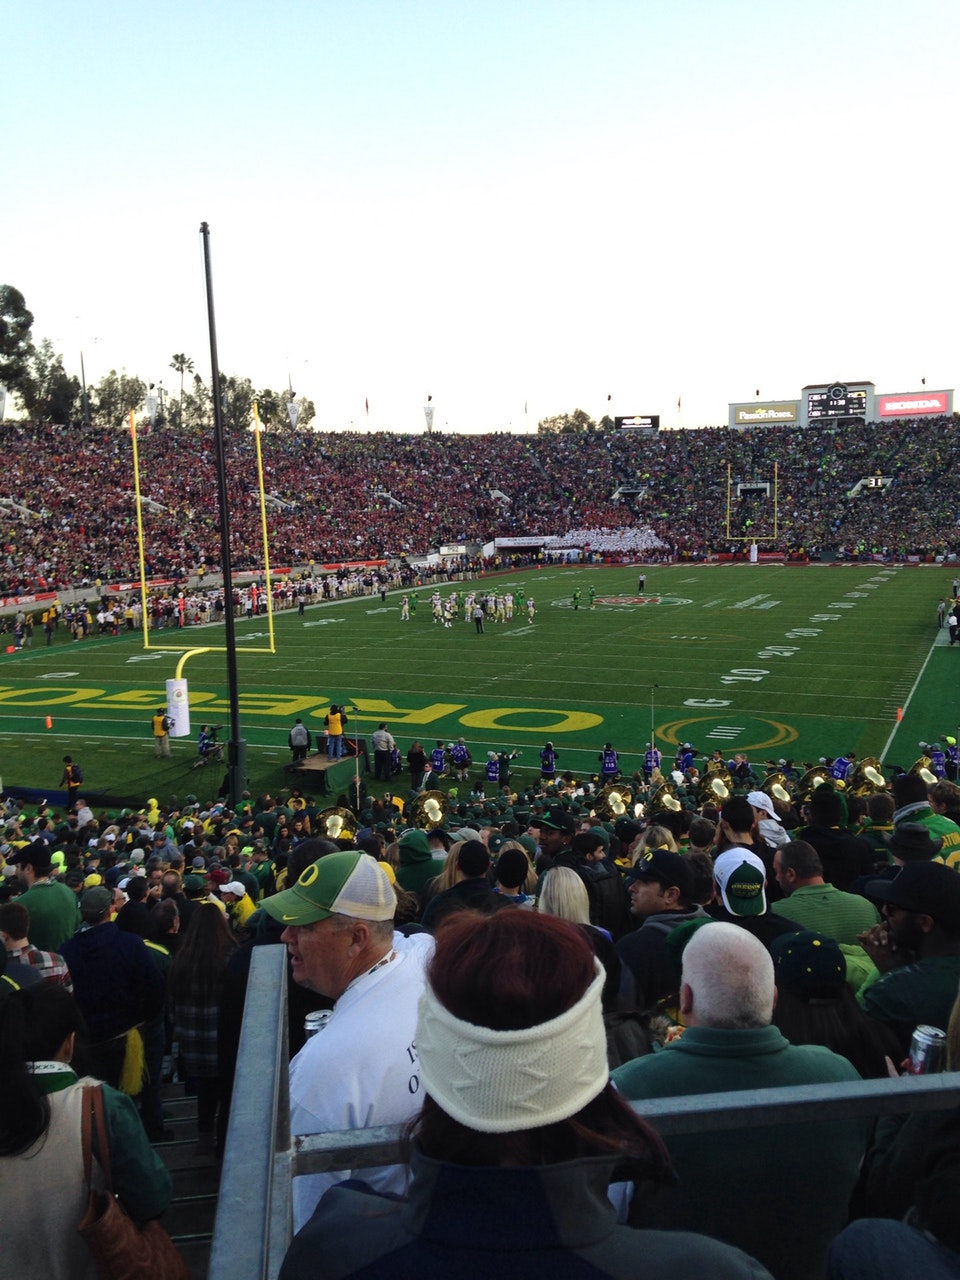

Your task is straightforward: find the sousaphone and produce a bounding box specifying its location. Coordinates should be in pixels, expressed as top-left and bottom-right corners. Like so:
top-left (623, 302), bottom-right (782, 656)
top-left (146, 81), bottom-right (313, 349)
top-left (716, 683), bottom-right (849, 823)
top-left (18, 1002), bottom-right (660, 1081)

top-left (698, 767), bottom-right (732, 806)
top-left (593, 781), bottom-right (633, 820)
top-left (910, 755), bottom-right (938, 787)
top-left (314, 806), bottom-right (358, 841)
top-left (761, 770), bottom-right (795, 805)
top-left (796, 765), bottom-right (835, 801)
top-left (648, 781), bottom-right (682, 813)
top-left (848, 756), bottom-right (887, 797)
top-left (409, 789), bottom-right (450, 831)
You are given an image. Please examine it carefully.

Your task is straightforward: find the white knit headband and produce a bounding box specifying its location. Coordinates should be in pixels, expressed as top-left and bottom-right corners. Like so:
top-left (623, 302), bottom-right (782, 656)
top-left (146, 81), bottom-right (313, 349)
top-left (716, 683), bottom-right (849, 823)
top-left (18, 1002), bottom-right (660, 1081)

top-left (416, 960), bottom-right (609, 1133)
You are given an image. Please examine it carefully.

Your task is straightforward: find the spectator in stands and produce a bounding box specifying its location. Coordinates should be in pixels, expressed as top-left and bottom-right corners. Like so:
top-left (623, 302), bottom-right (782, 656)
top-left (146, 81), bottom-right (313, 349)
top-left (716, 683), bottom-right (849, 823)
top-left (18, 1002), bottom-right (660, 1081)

top-left (771, 840), bottom-right (881, 944)
top-left (769, 929), bottom-right (902, 1079)
top-left (0, 902), bottom-right (73, 989)
top-left (168, 902), bottom-right (236, 1154)
top-left (613, 922), bottom-right (867, 1280)
top-left (892, 772), bottom-right (960, 862)
top-left (395, 828), bottom-right (447, 908)
top-left (0, 984), bottom-right (173, 1277)
top-left (420, 841), bottom-right (503, 932)
top-left (13, 841), bottom-right (79, 951)
top-left (60, 886), bottom-right (166, 1091)
top-left (796, 785), bottom-right (876, 891)
top-left (262, 852), bottom-right (434, 1231)
top-left (707, 848), bottom-right (798, 946)
top-left (857, 860), bottom-right (960, 1053)
top-left (114, 872), bottom-right (154, 937)
top-left (279, 910), bottom-right (767, 1280)
top-left (615, 848), bottom-right (707, 1012)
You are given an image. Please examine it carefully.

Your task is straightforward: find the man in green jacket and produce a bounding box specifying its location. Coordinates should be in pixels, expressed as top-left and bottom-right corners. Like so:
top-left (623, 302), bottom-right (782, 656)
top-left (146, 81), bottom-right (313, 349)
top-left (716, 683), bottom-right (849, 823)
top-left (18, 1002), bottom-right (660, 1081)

top-left (613, 922), bottom-right (866, 1280)
top-left (13, 842), bottom-right (79, 952)
top-left (892, 772), bottom-right (960, 861)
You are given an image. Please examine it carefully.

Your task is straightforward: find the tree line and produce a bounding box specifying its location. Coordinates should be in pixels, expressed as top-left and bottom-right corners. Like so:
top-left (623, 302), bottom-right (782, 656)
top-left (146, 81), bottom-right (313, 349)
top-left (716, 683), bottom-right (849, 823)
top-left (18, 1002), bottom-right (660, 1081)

top-left (0, 285), bottom-right (316, 430)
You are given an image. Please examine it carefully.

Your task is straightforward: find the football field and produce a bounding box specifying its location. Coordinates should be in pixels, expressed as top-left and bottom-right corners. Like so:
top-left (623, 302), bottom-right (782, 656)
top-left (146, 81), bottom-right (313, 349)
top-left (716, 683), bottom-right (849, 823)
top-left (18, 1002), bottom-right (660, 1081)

top-left (0, 562), bottom-right (956, 805)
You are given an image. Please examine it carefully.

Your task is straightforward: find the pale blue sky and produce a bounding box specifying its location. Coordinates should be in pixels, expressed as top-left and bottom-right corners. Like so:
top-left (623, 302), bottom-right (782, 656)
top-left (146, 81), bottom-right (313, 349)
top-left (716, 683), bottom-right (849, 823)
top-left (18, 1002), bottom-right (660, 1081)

top-left (4, 0), bottom-right (958, 431)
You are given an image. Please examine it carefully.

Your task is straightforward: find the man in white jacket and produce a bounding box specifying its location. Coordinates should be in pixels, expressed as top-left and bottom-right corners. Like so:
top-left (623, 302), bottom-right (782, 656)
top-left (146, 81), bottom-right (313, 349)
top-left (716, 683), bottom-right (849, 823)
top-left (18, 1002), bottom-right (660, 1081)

top-left (263, 852), bottom-right (433, 1230)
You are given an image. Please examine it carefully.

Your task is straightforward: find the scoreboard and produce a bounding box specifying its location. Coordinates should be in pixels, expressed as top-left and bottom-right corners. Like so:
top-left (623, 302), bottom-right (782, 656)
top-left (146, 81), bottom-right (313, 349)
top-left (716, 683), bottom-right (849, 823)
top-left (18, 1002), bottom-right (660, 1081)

top-left (800, 381), bottom-right (875, 426)
top-left (616, 414), bottom-right (660, 431)
top-left (806, 384), bottom-right (868, 420)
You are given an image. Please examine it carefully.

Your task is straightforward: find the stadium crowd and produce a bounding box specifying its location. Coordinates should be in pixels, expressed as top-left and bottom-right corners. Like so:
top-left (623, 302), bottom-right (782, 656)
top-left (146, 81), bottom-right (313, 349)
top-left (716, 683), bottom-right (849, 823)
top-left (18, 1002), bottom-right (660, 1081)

top-left (3, 742), bottom-right (960, 1278)
top-left (1, 415), bottom-right (959, 595)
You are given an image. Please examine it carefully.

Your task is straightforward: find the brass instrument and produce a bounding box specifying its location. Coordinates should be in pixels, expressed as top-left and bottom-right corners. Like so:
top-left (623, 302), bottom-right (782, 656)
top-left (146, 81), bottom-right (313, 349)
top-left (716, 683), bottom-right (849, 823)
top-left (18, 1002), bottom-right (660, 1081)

top-left (760, 770), bottom-right (794, 805)
top-left (314, 806), bottom-right (358, 841)
top-left (847, 756), bottom-right (887, 797)
top-left (593, 781), bottom-right (633, 820)
top-left (910, 755), bottom-right (938, 787)
top-left (698, 766), bottom-right (732, 806)
top-left (795, 765), bottom-right (835, 801)
top-left (648, 781), bottom-right (683, 813)
top-left (409, 789), bottom-right (450, 831)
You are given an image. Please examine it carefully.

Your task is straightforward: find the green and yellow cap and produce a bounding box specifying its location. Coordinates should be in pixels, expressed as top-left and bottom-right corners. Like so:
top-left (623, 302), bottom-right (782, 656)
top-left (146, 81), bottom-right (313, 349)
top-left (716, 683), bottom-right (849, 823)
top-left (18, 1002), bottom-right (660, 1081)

top-left (262, 852), bottom-right (395, 927)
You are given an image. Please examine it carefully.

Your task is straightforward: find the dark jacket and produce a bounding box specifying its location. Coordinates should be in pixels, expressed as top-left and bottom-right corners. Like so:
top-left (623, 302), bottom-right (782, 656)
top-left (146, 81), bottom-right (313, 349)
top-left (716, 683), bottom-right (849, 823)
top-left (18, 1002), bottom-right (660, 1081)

top-left (420, 877), bottom-right (509, 933)
top-left (796, 824), bottom-right (876, 892)
top-left (279, 1146), bottom-right (771, 1280)
top-left (61, 921), bottom-right (165, 1042)
top-left (616, 906), bottom-right (709, 1013)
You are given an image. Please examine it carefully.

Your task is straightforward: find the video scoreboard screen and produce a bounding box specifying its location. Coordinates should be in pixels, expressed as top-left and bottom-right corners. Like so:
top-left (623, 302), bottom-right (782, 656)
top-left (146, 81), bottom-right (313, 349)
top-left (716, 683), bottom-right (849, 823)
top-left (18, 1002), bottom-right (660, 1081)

top-left (616, 414), bottom-right (660, 431)
top-left (806, 384), bottom-right (868, 420)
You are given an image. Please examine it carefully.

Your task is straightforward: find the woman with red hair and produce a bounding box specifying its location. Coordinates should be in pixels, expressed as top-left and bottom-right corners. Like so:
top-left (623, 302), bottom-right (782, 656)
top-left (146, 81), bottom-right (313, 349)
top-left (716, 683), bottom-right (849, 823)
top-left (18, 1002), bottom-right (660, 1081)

top-left (279, 910), bottom-right (770, 1279)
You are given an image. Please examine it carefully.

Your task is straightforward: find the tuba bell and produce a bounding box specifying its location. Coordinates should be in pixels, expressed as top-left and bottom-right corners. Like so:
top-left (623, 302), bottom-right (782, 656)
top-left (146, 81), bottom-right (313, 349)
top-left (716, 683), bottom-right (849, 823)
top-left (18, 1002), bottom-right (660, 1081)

top-left (593, 781), bottom-right (633, 820)
top-left (649, 781), bottom-right (682, 813)
top-left (409, 789), bottom-right (450, 831)
top-left (796, 765), bottom-right (835, 802)
top-left (698, 766), bottom-right (732, 806)
top-left (910, 755), bottom-right (938, 787)
top-left (760, 770), bottom-right (794, 805)
top-left (848, 756), bottom-right (887, 797)
top-left (314, 806), bottom-right (358, 841)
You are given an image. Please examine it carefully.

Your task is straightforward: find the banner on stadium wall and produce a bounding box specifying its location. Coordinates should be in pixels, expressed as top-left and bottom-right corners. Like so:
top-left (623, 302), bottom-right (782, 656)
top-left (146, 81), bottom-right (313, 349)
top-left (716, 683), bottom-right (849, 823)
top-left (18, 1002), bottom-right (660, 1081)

top-left (876, 390), bottom-right (953, 418)
top-left (729, 401), bottom-right (800, 428)
top-left (0, 591), bottom-right (59, 610)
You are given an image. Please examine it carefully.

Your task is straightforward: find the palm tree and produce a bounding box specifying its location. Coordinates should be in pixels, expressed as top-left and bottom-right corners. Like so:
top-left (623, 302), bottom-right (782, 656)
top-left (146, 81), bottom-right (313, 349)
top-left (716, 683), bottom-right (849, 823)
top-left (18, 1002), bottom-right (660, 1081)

top-left (169, 354), bottom-right (194, 428)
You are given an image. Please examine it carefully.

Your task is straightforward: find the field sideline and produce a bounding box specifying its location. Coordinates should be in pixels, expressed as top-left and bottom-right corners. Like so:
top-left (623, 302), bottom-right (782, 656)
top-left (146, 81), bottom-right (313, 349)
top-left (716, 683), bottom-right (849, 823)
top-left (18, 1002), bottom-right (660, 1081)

top-left (0, 562), bottom-right (956, 804)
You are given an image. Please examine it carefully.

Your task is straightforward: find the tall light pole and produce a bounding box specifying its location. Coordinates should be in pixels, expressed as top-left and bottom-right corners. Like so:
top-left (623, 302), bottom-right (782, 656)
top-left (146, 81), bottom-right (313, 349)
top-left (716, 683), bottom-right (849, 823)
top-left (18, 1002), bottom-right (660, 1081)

top-left (200, 221), bottom-right (247, 807)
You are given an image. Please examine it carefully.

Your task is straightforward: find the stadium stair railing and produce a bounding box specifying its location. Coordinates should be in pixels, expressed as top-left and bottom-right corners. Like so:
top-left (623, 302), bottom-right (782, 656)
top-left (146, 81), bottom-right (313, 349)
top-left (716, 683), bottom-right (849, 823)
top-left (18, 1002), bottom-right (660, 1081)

top-left (208, 945), bottom-right (960, 1280)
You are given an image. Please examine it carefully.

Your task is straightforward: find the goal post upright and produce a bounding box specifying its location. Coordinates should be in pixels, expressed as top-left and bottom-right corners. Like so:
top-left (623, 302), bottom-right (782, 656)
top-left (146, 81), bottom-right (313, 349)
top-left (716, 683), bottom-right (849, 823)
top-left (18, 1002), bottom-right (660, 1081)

top-left (724, 456), bottom-right (782, 544)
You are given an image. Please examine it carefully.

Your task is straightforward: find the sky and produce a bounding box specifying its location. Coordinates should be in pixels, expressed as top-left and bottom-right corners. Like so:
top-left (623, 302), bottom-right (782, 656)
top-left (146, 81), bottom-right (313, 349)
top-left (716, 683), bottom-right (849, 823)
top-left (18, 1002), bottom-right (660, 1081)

top-left (4, 0), bottom-right (958, 433)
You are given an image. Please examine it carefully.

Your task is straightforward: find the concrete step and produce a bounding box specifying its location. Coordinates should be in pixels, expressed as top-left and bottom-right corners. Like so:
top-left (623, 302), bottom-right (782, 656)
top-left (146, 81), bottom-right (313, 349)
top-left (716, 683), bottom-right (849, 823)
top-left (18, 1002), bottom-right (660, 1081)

top-left (169, 1193), bottom-right (220, 1236)
top-left (154, 1083), bottom-right (222, 1280)
top-left (172, 1236), bottom-right (214, 1280)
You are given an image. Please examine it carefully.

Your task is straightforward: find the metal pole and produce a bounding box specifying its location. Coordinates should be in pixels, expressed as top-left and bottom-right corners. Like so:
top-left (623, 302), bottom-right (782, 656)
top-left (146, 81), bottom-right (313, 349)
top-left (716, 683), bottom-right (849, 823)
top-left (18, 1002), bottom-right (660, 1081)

top-left (200, 222), bottom-right (247, 806)
top-left (350, 703), bottom-right (361, 811)
top-left (650, 684), bottom-right (658, 759)
top-left (80, 351), bottom-right (91, 426)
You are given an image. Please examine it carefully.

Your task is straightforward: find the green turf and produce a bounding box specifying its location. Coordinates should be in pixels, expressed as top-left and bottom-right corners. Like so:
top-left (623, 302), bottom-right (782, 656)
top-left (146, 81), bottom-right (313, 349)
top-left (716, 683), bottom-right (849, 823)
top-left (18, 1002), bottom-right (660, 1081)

top-left (0, 563), bottom-right (956, 805)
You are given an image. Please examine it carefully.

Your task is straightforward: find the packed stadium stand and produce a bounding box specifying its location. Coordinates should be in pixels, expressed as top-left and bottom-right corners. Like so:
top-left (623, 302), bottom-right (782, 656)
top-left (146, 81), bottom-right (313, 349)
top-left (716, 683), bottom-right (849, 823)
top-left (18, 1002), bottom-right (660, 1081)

top-left (1, 416), bottom-right (958, 592)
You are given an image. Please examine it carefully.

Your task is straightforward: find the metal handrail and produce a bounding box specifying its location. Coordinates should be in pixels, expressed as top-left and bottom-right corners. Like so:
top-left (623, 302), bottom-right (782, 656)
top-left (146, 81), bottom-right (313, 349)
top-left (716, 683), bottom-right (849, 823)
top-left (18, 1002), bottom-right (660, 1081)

top-left (208, 944), bottom-right (960, 1280)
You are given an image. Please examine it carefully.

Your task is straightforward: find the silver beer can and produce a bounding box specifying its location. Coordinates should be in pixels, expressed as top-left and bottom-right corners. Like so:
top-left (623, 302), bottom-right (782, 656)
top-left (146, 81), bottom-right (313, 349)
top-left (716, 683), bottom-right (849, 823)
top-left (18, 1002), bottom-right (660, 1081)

top-left (304, 1010), bottom-right (333, 1039)
top-left (907, 1024), bottom-right (946, 1074)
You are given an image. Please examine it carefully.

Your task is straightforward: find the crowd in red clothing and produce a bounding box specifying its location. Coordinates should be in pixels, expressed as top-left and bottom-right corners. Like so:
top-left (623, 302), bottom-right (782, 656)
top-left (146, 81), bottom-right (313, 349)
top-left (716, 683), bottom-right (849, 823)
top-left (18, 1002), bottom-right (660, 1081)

top-left (1, 415), bottom-right (958, 593)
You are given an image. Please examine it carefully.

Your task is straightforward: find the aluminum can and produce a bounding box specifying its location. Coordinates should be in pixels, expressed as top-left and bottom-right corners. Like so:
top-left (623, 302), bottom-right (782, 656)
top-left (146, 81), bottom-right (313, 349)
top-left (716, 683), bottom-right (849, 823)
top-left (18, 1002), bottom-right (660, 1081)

top-left (304, 1010), bottom-right (332, 1039)
top-left (907, 1024), bottom-right (946, 1075)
